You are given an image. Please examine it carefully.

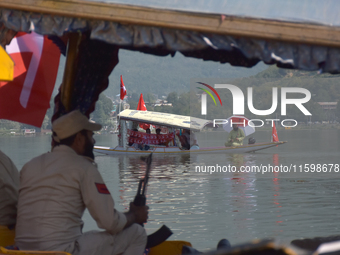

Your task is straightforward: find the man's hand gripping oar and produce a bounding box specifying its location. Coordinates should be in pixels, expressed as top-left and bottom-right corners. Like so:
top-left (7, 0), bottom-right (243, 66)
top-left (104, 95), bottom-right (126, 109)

top-left (133, 153), bottom-right (173, 249)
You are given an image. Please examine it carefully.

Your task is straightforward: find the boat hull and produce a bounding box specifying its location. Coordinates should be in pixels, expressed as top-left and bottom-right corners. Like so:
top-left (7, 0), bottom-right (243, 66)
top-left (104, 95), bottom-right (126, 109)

top-left (94, 141), bottom-right (286, 155)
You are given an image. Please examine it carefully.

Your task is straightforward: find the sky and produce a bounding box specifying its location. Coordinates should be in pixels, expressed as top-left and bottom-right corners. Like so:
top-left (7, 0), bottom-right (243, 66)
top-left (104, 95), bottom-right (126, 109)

top-left (93, 0), bottom-right (340, 26)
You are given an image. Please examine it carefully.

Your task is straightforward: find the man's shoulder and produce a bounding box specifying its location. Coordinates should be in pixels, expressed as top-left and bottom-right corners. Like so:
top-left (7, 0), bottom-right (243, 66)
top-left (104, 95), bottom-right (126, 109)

top-left (0, 149), bottom-right (13, 164)
top-left (25, 146), bottom-right (96, 169)
top-left (21, 149), bottom-right (98, 181)
top-left (0, 149), bottom-right (7, 158)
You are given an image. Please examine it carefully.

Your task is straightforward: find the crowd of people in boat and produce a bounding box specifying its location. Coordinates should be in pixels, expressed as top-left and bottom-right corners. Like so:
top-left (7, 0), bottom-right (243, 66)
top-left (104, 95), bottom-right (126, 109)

top-left (127, 123), bottom-right (248, 151)
top-left (127, 127), bottom-right (198, 151)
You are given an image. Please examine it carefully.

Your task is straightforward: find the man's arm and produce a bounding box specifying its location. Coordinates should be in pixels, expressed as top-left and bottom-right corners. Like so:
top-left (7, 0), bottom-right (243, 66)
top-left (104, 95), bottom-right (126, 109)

top-left (82, 164), bottom-right (149, 233)
top-left (228, 131), bottom-right (233, 142)
top-left (81, 164), bottom-right (127, 234)
top-left (237, 129), bottom-right (246, 141)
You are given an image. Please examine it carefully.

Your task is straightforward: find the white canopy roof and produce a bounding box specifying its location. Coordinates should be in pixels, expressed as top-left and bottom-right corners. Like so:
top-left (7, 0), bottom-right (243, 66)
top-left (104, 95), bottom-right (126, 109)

top-left (118, 110), bottom-right (213, 131)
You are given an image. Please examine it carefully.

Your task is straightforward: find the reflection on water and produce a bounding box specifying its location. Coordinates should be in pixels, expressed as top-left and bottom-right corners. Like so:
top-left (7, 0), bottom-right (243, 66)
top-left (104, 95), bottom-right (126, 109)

top-left (1, 129), bottom-right (340, 251)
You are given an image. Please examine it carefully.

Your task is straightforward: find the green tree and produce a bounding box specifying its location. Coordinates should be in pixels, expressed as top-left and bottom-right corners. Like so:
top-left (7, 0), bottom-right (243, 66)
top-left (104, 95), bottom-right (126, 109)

top-left (154, 105), bottom-right (173, 113)
top-left (0, 120), bottom-right (21, 130)
top-left (42, 115), bottom-right (50, 130)
top-left (129, 101), bottom-right (138, 110)
top-left (131, 92), bottom-right (139, 102)
top-left (167, 92), bottom-right (178, 105)
top-left (144, 93), bottom-right (156, 104)
top-left (91, 94), bottom-right (113, 126)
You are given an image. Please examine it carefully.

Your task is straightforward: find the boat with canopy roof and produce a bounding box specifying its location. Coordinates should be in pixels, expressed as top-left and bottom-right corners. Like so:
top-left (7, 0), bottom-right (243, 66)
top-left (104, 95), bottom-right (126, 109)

top-left (94, 109), bottom-right (286, 155)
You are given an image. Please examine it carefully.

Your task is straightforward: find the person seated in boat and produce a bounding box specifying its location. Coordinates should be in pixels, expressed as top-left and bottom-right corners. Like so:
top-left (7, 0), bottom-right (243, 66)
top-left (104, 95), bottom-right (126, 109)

top-left (174, 130), bottom-right (181, 148)
top-left (155, 128), bottom-right (168, 146)
top-left (0, 150), bottom-right (19, 247)
top-left (138, 128), bottom-right (151, 151)
top-left (15, 110), bottom-right (148, 255)
top-left (189, 130), bottom-right (199, 148)
top-left (179, 129), bottom-right (191, 150)
top-left (128, 128), bottom-right (139, 149)
top-left (225, 124), bottom-right (245, 147)
top-left (156, 129), bottom-right (177, 147)
top-left (179, 129), bottom-right (199, 150)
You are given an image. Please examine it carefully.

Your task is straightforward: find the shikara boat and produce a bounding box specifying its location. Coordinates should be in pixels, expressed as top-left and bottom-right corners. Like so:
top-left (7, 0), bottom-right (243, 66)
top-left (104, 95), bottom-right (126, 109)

top-left (94, 109), bottom-right (286, 155)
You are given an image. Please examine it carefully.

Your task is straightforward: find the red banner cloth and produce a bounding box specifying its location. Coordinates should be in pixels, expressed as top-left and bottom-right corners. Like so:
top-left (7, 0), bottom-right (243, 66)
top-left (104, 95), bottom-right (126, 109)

top-left (0, 32), bottom-right (60, 127)
top-left (128, 129), bottom-right (174, 145)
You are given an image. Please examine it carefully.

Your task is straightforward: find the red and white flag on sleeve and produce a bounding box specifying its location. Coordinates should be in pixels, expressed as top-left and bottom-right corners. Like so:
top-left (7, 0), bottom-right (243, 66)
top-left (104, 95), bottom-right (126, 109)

top-left (120, 75), bottom-right (127, 100)
top-left (0, 32), bottom-right (60, 127)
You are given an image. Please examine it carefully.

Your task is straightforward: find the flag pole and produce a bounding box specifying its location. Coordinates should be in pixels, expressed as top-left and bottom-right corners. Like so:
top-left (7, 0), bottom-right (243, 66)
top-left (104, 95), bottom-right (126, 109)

top-left (119, 99), bottom-right (121, 120)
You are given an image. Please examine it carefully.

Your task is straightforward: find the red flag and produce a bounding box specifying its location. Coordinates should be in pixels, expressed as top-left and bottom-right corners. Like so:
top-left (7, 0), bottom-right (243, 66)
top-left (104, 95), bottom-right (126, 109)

top-left (0, 32), bottom-right (60, 127)
top-left (272, 122), bottom-right (279, 142)
top-left (120, 75), bottom-right (126, 100)
top-left (137, 93), bottom-right (150, 129)
top-left (137, 93), bottom-right (147, 111)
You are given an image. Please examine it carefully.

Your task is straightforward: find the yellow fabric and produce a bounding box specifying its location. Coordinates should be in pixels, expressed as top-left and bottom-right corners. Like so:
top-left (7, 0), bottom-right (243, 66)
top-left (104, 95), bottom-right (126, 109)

top-left (0, 226), bottom-right (15, 247)
top-left (0, 45), bottom-right (14, 82)
top-left (149, 240), bottom-right (192, 255)
top-left (0, 247), bottom-right (71, 255)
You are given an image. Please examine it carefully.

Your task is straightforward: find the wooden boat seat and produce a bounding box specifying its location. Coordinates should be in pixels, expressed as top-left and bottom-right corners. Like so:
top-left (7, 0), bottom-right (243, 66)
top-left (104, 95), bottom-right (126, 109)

top-left (0, 226), bottom-right (15, 247)
top-left (149, 240), bottom-right (192, 255)
top-left (0, 247), bottom-right (71, 255)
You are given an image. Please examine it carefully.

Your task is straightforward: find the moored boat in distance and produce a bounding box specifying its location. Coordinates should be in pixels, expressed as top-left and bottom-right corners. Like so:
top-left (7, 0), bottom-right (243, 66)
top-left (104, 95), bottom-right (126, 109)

top-left (94, 110), bottom-right (286, 155)
top-left (22, 129), bottom-right (36, 135)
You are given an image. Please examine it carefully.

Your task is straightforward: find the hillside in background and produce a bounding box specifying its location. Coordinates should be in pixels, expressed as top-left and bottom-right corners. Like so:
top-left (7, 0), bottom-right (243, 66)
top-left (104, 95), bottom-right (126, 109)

top-left (55, 49), bottom-right (268, 98)
top-left (237, 65), bottom-right (340, 103)
top-left (54, 53), bottom-right (340, 102)
top-left (105, 50), bottom-right (268, 97)
top-left (187, 65), bottom-right (340, 122)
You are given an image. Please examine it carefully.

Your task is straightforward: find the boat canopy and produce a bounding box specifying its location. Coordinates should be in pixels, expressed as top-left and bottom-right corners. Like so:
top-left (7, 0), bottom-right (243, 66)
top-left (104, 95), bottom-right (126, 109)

top-left (119, 110), bottom-right (213, 132)
top-left (1, 0), bottom-right (340, 73)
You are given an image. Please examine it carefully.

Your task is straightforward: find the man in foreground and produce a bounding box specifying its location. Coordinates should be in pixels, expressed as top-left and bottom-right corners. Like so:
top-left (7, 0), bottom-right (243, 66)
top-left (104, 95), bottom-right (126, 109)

top-left (0, 149), bottom-right (19, 246)
top-left (225, 124), bottom-right (245, 147)
top-left (15, 110), bottom-right (148, 255)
